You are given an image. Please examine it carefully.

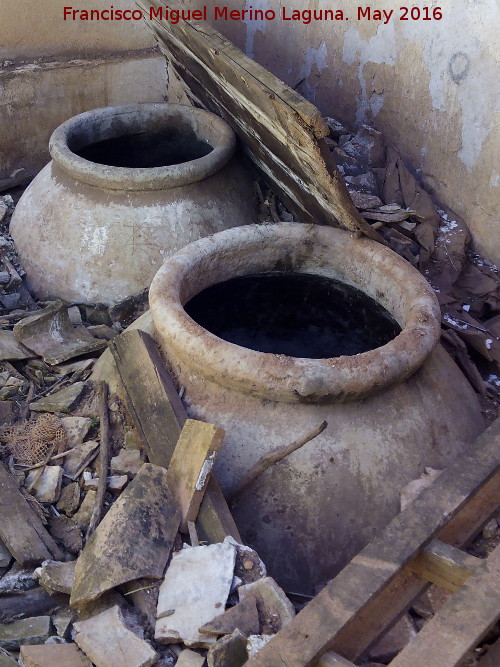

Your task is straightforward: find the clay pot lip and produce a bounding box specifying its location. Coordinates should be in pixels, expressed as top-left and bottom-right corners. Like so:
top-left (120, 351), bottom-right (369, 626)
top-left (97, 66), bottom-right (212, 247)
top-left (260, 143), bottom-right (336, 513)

top-left (48, 103), bottom-right (236, 191)
top-left (150, 223), bottom-right (442, 403)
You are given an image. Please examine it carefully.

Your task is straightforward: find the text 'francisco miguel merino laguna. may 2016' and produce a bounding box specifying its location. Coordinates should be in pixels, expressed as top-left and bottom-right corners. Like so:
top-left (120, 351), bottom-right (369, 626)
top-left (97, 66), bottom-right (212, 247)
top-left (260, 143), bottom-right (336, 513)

top-left (63, 5), bottom-right (444, 25)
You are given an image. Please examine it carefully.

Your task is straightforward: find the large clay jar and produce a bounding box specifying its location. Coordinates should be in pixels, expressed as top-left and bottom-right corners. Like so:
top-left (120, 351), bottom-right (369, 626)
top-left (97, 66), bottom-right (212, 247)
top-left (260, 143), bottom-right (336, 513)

top-left (149, 222), bottom-right (485, 595)
top-left (10, 103), bottom-right (257, 304)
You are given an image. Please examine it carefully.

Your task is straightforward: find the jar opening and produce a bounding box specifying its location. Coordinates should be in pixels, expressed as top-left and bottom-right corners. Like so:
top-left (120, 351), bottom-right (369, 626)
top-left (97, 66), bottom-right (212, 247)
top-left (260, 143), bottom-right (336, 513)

top-left (71, 130), bottom-right (214, 169)
top-left (185, 272), bottom-right (401, 359)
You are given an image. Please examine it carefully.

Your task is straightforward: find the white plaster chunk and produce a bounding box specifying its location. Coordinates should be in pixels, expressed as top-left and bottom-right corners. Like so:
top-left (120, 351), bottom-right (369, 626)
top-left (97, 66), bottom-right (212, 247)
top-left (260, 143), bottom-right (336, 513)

top-left (247, 634), bottom-right (274, 657)
top-left (74, 605), bottom-right (157, 667)
top-left (25, 465), bottom-right (63, 504)
top-left (155, 540), bottom-right (237, 648)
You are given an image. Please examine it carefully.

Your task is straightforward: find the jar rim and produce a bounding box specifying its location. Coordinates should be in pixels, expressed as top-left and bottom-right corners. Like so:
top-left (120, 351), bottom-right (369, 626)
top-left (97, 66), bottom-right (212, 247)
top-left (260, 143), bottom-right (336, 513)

top-left (149, 223), bottom-right (442, 403)
top-left (49, 103), bottom-right (236, 191)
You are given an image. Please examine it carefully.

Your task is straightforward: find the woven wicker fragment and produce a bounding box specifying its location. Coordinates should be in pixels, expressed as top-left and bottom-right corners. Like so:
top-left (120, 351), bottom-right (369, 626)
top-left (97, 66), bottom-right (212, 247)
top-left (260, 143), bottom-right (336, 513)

top-left (1, 413), bottom-right (67, 465)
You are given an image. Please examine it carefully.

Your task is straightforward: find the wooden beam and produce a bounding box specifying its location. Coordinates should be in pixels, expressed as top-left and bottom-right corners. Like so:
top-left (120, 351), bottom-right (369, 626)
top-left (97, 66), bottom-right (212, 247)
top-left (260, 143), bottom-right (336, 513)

top-left (110, 329), bottom-right (241, 544)
top-left (137, 0), bottom-right (382, 243)
top-left (408, 539), bottom-right (482, 592)
top-left (0, 462), bottom-right (65, 565)
top-left (245, 418), bottom-right (500, 666)
top-left (389, 544), bottom-right (500, 667)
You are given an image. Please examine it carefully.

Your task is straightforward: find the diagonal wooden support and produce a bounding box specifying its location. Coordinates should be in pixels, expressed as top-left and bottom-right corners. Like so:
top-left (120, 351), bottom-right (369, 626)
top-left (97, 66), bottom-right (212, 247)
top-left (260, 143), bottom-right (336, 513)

top-left (138, 0), bottom-right (383, 243)
top-left (245, 417), bottom-right (500, 666)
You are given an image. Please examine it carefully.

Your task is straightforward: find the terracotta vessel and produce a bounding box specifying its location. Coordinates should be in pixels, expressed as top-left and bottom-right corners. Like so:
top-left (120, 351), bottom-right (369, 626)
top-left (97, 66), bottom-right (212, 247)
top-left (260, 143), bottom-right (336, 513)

top-left (10, 103), bottom-right (256, 304)
top-left (149, 222), bottom-right (485, 594)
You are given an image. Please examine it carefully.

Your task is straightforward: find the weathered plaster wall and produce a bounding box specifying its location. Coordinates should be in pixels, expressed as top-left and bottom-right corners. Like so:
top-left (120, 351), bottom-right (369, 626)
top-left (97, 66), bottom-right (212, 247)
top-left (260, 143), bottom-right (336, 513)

top-left (0, 0), bottom-right (154, 61)
top-left (0, 0), bottom-right (166, 188)
top-left (190, 0), bottom-right (500, 265)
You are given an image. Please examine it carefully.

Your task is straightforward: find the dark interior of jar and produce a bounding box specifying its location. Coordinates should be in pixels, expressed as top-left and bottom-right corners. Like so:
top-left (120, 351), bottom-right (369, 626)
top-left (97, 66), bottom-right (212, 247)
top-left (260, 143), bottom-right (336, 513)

top-left (184, 272), bottom-right (401, 359)
top-left (70, 125), bottom-right (213, 168)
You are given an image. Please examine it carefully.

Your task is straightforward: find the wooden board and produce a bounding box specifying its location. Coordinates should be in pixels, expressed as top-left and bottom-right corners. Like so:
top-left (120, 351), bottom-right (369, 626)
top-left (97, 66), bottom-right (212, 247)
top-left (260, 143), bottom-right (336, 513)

top-left (110, 329), bottom-right (186, 469)
top-left (389, 543), bottom-right (500, 667)
top-left (245, 417), bottom-right (500, 666)
top-left (166, 419), bottom-right (225, 532)
top-left (0, 462), bottom-right (65, 565)
top-left (137, 0), bottom-right (381, 242)
top-left (110, 329), bottom-right (241, 544)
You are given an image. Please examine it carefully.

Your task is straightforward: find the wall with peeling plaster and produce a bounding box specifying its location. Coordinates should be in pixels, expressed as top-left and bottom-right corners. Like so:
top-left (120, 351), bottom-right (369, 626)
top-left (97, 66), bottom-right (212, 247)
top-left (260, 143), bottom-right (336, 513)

top-left (189, 0), bottom-right (500, 265)
top-left (0, 0), bottom-right (166, 189)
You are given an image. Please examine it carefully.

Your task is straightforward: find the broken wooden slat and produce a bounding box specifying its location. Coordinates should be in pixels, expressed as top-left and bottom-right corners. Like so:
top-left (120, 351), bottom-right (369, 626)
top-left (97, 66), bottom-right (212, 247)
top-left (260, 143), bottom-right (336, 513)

top-left (110, 328), bottom-right (242, 544)
top-left (0, 462), bottom-right (65, 565)
top-left (110, 329), bottom-right (186, 469)
top-left (138, 0), bottom-right (381, 242)
top-left (70, 463), bottom-right (180, 607)
top-left (389, 543), bottom-right (500, 667)
top-left (166, 418), bottom-right (225, 532)
top-left (408, 539), bottom-right (482, 592)
top-left (245, 417), bottom-right (500, 666)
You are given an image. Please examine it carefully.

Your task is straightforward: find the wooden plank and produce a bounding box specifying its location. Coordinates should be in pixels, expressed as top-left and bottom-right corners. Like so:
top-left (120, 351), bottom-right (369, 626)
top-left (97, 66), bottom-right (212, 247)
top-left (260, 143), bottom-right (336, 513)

top-left (389, 543), bottom-right (500, 667)
top-left (110, 329), bottom-right (186, 469)
top-left (138, 0), bottom-right (382, 242)
top-left (245, 418), bottom-right (500, 666)
top-left (408, 539), bottom-right (482, 592)
top-left (166, 419), bottom-right (225, 532)
top-left (110, 328), bottom-right (241, 544)
top-left (0, 462), bottom-right (65, 565)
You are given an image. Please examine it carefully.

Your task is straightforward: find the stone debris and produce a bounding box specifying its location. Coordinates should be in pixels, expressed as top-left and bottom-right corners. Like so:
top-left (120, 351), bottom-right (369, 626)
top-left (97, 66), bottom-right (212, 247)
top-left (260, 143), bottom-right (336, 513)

top-left (13, 302), bottom-right (107, 366)
top-left (238, 576), bottom-right (295, 634)
top-left (60, 416), bottom-right (92, 448)
top-left (82, 473), bottom-right (128, 493)
top-left (72, 490), bottom-right (97, 529)
top-left (47, 516), bottom-right (83, 555)
top-left (0, 616), bottom-right (51, 651)
top-left (199, 594), bottom-right (260, 637)
top-left (155, 540), bottom-right (237, 647)
top-left (0, 651), bottom-right (17, 666)
top-left (63, 440), bottom-right (99, 480)
top-left (56, 481), bottom-right (81, 516)
top-left (110, 448), bottom-right (143, 478)
top-left (74, 605), bottom-right (158, 667)
top-left (175, 648), bottom-right (206, 667)
top-left (19, 642), bottom-right (92, 667)
top-left (0, 331), bottom-right (33, 361)
top-left (36, 560), bottom-right (76, 595)
top-left (25, 465), bottom-right (63, 504)
top-left (52, 607), bottom-right (76, 639)
top-left (0, 541), bottom-right (12, 569)
top-left (29, 381), bottom-right (87, 414)
top-left (206, 629), bottom-right (247, 667)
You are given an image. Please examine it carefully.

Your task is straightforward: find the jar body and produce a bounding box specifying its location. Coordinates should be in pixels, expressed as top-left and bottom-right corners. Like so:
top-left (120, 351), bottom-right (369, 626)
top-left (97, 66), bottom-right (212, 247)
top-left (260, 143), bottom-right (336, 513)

top-left (149, 222), bottom-right (486, 594)
top-left (10, 103), bottom-right (257, 304)
top-left (11, 158), bottom-right (256, 304)
top-left (165, 343), bottom-right (483, 594)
